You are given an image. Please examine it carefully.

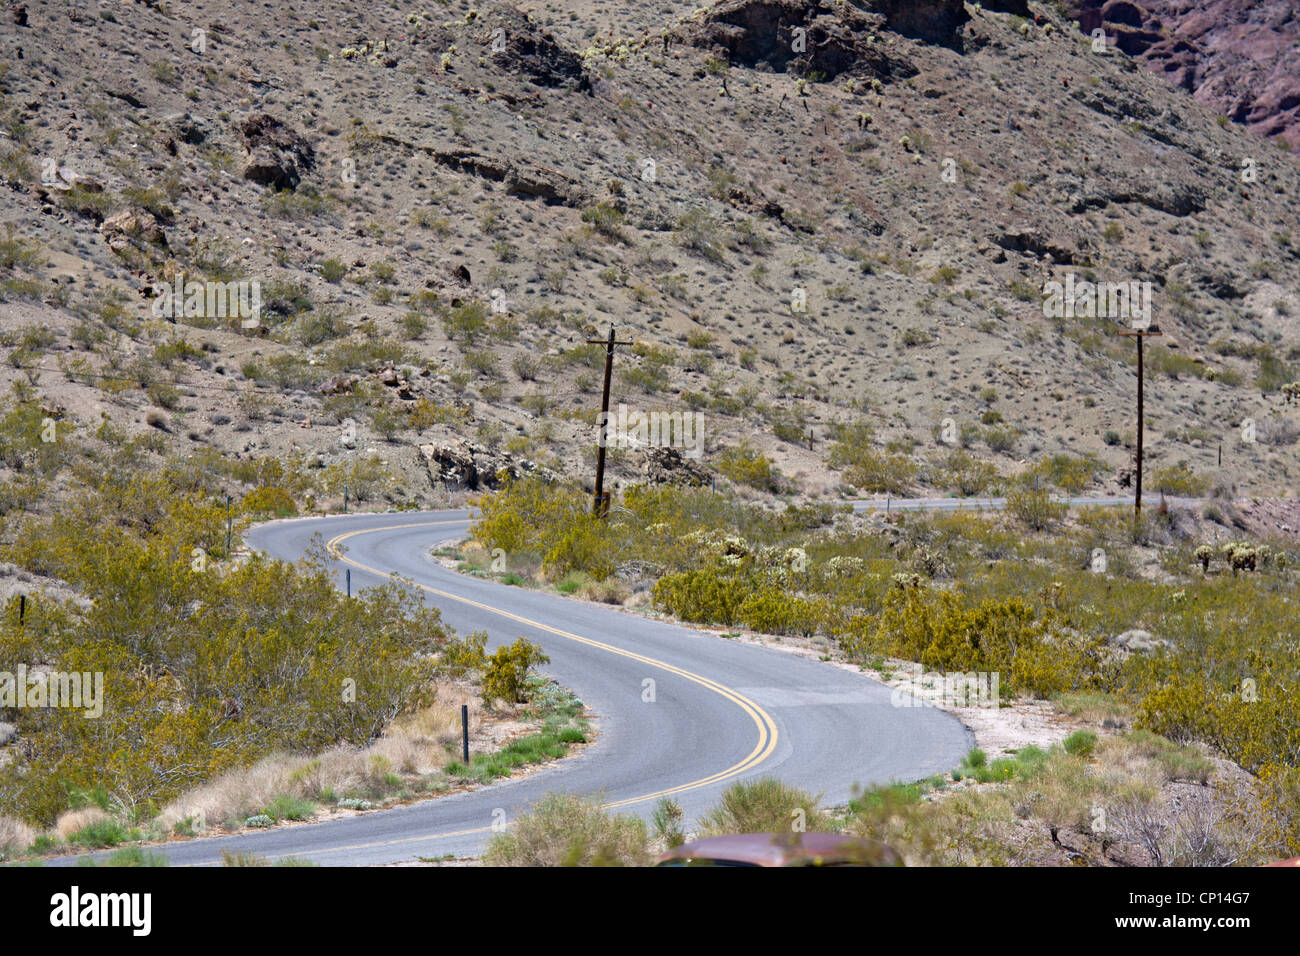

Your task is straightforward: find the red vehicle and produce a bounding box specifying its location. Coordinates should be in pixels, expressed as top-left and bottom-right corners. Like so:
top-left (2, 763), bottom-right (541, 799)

top-left (655, 833), bottom-right (902, 867)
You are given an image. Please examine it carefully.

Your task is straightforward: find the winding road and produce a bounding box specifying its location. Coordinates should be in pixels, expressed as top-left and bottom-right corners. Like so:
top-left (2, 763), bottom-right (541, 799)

top-left (51, 506), bottom-right (979, 866)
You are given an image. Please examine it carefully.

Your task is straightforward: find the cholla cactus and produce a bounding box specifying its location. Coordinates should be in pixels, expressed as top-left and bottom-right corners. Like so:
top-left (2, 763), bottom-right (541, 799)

top-left (1194, 545), bottom-right (1213, 573)
top-left (1222, 543), bottom-right (1257, 573)
top-left (826, 555), bottom-right (867, 577)
top-left (721, 535), bottom-right (750, 558)
top-left (891, 571), bottom-right (922, 591)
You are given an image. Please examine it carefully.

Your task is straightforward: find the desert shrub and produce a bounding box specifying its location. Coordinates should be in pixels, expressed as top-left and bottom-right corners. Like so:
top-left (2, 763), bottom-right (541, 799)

top-left (0, 815), bottom-right (35, 858)
top-left (696, 778), bottom-right (831, 838)
top-left (292, 308), bottom-right (350, 346)
top-left (716, 441), bottom-right (775, 490)
top-left (1149, 461), bottom-right (1210, 497)
top-left (1022, 454), bottom-right (1100, 494)
top-left (241, 485), bottom-right (297, 517)
top-left (933, 450), bottom-right (998, 496)
top-left (1007, 486), bottom-right (1066, 531)
top-left (580, 202), bottom-right (626, 241)
top-left (470, 477), bottom-right (618, 576)
top-left (738, 588), bottom-right (825, 637)
top-left (370, 404), bottom-right (407, 440)
top-left (439, 631), bottom-right (488, 678)
top-left (1063, 729), bottom-right (1098, 758)
top-left (0, 476), bottom-right (448, 824)
top-left (483, 792), bottom-right (651, 866)
top-left (315, 455), bottom-right (396, 501)
top-left (317, 258), bottom-right (348, 283)
top-left (859, 586), bottom-right (1099, 698)
top-left (1258, 764), bottom-right (1300, 856)
top-left (674, 208), bottom-right (725, 262)
top-left (841, 449), bottom-right (916, 495)
top-left (652, 566), bottom-right (748, 626)
top-left (984, 425), bottom-right (1018, 453)
top-left (481, 639), bottom-right (551, 707)
top-left (324, 338), bottom-right (413, 373)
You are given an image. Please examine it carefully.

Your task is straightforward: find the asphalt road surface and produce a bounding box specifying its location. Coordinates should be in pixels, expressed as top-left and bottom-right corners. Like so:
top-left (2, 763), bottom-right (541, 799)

top-left (49, 507), bottom-right (979, 866)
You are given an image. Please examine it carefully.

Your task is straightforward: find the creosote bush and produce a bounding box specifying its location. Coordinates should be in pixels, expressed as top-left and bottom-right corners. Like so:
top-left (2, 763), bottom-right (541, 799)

top-left (0, 475), bottom-right (449, 825)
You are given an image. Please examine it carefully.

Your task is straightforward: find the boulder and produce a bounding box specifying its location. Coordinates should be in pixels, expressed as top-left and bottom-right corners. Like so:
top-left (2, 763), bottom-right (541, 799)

top-left (640, 446), bottom-right (710, 486)
top-left (98, 209), bottom-right (167, 253)
top-left (419, 441), bottom-right (556, 490)
top-left (317, 374), bottom-right (357, 395)
top-left (1109, 629), bottom-right (1171, 656)
top-left (239, 114), bottom-right (315, 190)
top-left (162, 111), bottom-right (209, 145)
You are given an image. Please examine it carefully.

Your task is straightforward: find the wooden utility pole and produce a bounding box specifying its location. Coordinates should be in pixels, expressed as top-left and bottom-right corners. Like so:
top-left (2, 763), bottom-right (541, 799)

top-left (1118, 323), bottom-right (1162, 516)
top-left (586, 324), bottom-right (632, 517)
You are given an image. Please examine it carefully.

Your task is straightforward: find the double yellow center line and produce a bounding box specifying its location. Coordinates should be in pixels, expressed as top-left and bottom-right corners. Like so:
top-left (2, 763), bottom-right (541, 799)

top-left (267, 518), bottom-right (780, 859)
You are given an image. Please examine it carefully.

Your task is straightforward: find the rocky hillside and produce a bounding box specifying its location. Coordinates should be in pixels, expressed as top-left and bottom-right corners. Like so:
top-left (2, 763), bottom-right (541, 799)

top-left (1, 0), bottom-right (1299, 511)
top-left (1064, 0), bottom-right (1300, 153)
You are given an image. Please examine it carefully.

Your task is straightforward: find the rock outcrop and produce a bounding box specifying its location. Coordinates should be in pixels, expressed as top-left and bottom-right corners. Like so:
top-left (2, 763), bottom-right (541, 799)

top-left (419, 441), bottom-right (556, 490)
top-left (239, 114), bottom-right (316, 190)
top-left (640, 446), bottom-right (711, 486)
top-left (1062, 0), bottom-right (1300, 152)
top-left (98, 209), bottom-right (167, 254)
top-left (479, 4), bottom-right (590, 91)
top-left (677, 0), bottom-right (932, 80)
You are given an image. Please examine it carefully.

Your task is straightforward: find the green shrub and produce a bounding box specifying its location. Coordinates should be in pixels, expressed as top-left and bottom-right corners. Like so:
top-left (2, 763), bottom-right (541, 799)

top-left (482, 638), bottom-right (551, 707)
top-left (652, 567), bottom-right (747, 626)
top-left (841, 449), bottom-right (916, 495)
top-left (696, 778), bottom-right (831, 838)
top-left (1149, 461), bottom-right (1209, 497)
top-left (933, 450), bottom-right (998, 497)
top-left (1062, 730), bottom-right (1098, 758)
top-left (675, 208), bottom-right (725, 262)
top-left (440, 631), bottom-right (488, 678)
top-left (483, 792), bottom-right (651, 866)
top-left (580, 202), bottom-right (626, 241)
top-left (1007, 486), bottom-right (1066, 531)
top-left (0, 475), bottom-right (446, 825)
top-left (70, 818), bottom-right (135, 848)
top-left (716, 441), bottom-right (775, 490)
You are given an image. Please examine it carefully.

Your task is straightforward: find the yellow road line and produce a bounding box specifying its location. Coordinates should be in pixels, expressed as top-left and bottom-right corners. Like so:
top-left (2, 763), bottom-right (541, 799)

top-left (251, 518), bottom-right (780, 860)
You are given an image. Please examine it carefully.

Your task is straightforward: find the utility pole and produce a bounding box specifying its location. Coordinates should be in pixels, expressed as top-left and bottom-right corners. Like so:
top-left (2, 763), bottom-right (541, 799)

top-left (1118, 323), bottom-right (1162, 517)
top-left (586, 323), bottom-right (632, 517)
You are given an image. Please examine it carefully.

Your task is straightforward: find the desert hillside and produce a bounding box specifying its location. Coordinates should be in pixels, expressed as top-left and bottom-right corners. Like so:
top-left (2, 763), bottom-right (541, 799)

top-left (1, 0), bottom-right (1298, 509)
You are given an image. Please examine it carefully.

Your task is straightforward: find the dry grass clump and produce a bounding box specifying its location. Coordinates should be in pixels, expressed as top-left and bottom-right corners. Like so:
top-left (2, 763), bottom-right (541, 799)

top-left (0, 814), bottom-right (36, 856)
top-left (158, 687), bottom-right (472, 830)
top-left (54, 807), bottom-right (111, 841)
top-left (577, 578), bottom-right (630, 605)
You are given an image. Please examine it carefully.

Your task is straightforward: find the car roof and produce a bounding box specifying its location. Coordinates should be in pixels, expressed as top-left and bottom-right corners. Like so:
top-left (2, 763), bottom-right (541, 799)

top-left (656, 833), bottom-right (901, 867)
